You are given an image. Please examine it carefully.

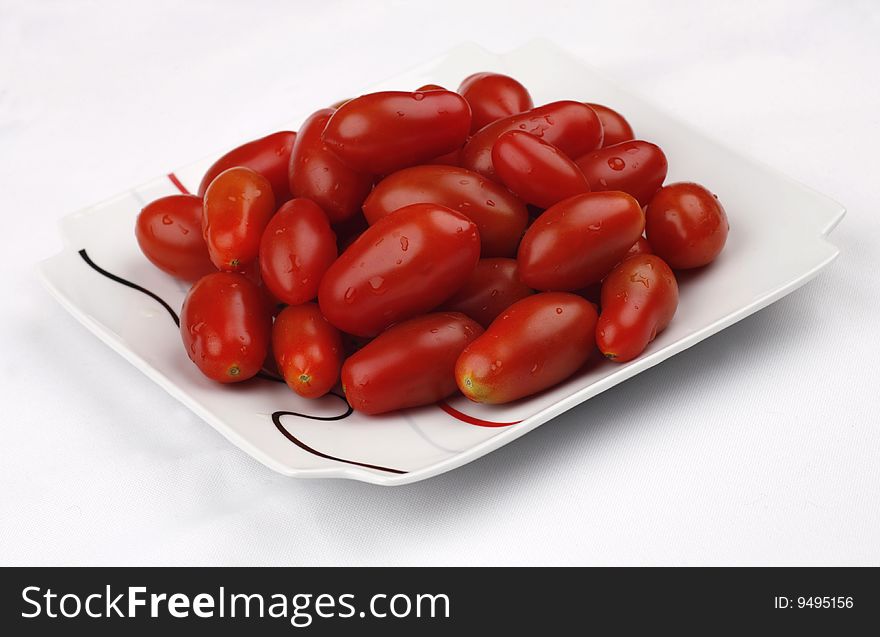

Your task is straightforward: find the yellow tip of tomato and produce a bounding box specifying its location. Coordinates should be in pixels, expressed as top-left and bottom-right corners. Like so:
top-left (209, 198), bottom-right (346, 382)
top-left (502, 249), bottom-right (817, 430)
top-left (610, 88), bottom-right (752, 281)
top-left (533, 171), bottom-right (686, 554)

top-left (458, 373), bottom-right (492, 403)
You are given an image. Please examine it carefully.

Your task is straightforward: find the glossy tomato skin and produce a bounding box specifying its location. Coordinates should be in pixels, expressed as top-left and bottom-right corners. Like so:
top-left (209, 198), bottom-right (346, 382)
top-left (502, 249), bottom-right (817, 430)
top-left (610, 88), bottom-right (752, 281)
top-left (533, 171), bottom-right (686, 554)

top-left (645, 182), bottom-right (729, 269)
top-left (596, 254), bottom-right (678, 362)
top-left (180, 272), bottom-right (271, 383)
top-left (321, 91), bottom-right (471, 174)
top-left (416, 83), bottom-right (446, 91)
top-left (457, 72), bottom-right (534, 133)
top-left (318, 203), bottom-right (480, 337)
top-left (455, 292), bottom-right (598, 404)
top-left (362, 165), bottom-right (528, 257)
top-left (626, 236), bottom-right (653, 260)
top-left (197, 131), bottom-right (296, 201)
top-left (288, 108), bottom-right (373, 224)
top-left (259, 198), bottom-right (337, 305)
top-left (576, 140), bottom-right (667, 206)
top-left (441, 258), bottom-right (533, 328)
top-left (202, 167), bottom-right (276, 271)
top-left (518, 191), bottom-right (645, 291)
top-left (460, 101), bottom-right (603, 179)
top-left (272, 303), bottom-right (343, 398)
top-left (585, 103), bottom-right (634, 147)
top-left (573, 238), bottom-right (652, 304)
top-left (492, 131), bottom-right (591, 209)
top-left (135, 194), bottom-right (215, 281)
top-left (342, 312), bottom-right (483, 415)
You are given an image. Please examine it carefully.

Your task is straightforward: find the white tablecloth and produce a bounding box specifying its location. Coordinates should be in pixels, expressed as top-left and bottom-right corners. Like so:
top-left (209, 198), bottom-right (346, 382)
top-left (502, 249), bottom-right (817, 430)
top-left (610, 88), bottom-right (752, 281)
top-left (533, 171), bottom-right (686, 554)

top-left (1, 0), bottom-right (877, 565)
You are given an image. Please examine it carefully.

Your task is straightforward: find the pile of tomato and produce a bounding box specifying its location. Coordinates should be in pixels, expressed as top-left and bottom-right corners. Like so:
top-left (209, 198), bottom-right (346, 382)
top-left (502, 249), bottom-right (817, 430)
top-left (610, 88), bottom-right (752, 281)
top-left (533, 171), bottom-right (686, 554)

top-left (136, 72), bottom-right (729, 415)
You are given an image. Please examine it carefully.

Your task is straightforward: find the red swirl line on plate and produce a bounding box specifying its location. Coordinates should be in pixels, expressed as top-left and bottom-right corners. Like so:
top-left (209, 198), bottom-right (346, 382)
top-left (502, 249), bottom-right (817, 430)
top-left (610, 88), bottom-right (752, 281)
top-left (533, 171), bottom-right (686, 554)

top-left (167, 172), bottom-right (191, 194)
top-left (437, 401), bottom-right (521, 428)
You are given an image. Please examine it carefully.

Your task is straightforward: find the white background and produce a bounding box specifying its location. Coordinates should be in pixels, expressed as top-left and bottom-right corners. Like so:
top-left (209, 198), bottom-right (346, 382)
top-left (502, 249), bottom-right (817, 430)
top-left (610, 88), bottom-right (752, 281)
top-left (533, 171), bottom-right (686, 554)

top-left (1, 0), bottom-right (878, 565)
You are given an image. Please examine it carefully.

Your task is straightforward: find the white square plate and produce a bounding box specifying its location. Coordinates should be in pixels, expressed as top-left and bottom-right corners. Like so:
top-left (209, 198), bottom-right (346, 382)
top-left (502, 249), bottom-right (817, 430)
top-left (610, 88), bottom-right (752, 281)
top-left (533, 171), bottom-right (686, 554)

top-left (38, 42), bottom-right (844, 485)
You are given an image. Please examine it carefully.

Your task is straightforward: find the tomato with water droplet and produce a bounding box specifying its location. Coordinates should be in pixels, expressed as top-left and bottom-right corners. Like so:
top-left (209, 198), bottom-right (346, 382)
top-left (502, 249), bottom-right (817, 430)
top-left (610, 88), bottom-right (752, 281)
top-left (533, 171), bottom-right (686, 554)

top-left (460, 101), bottom-right (603, 179)
top-left (576, 140), bottom-right (667, 206)
top-left (645, 182), bottom-right (729, 269)
top-left (289, 108), bottom-right (373, 224)
top-left (273, 303), bottom-right (343, 398)
top-left (180, 272), bottom-right (271, 383)
top-left (492, 130), bottom-right (591, 209)
top-left (573, 237), bottom-right (653, 304)
top-left (198, 131), bottom-right (296, 202)
top-left (321, 91), bottom-right (471, 174)
top-left (455, 292), bottom-right (597, 404)
top-left (363, 164), bottom-right (528, 257)
top-left (517, 191), bottom-right (645, 290)
top-left (318, 203), bottom-right (480, 337)
top-left (259, 198), bottom-right (337, 305)
top-left (202, 167), bottom-right (276, 271)
top-left (441, 258), bottom-right (533, 328)
top-left (136, 194), bottom-right (215, 281)
top-left (596, 254), bottom-right (678, 362)
top-left (342, 312), bottom-right (483, 415)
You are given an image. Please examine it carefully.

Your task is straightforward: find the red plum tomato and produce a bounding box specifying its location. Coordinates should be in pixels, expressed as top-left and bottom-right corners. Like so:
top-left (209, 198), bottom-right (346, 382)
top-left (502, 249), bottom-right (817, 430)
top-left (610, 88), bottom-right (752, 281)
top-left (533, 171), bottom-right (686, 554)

top-left (362, 164), bottom-right (528, 257)
top-left (457, 72), bottom-right (534, 133)
top-left (289, 108), bottom-right (373, 224)
top-left (321, 91), bottom-right (471, 174)
top-left (202, 167), bottom-right (276, 271)
top-left (318, 203), bottom-right (480, 337)
top-left (455, 293), bottom-right (598, 404)
top-left (135, 194), bottom-right (215, 281)
top-left (180, 272), bottom-right (271, 383)
top-left (259, 198), bottom-right (337, 305)
top-left (596, 254), bottom-right (678, 362)
top-left (460, 101), bottom-right (603, 179)
top-left (645, 182), bottom-right (729, 269)
top-left (517, 191), bottom-right (645, 291)
top-left (492, 130), bottom-right (591, 209)
top-left (342, 312), bottom-right (483, 415)
top-left (273, 303), bottom-right (343, 399)
top-left (198, 131), bottom-right (296, 202)
top-left (576, 140), bottom-right (667, 207)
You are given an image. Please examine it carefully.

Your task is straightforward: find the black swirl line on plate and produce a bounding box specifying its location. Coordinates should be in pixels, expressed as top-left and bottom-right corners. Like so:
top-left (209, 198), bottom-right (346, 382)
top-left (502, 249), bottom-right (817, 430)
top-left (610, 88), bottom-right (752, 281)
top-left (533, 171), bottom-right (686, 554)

top-left (78, 247), bottom-right (407, 474)
top-left (273, 399), bottom-right (406, 475)
top-left (79, 249), bottom-right (180, 326)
